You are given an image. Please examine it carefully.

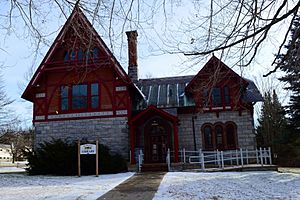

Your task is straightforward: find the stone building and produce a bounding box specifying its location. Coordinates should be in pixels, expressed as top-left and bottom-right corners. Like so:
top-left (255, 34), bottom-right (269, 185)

top-left (22, 5), bottom-right (262, 164)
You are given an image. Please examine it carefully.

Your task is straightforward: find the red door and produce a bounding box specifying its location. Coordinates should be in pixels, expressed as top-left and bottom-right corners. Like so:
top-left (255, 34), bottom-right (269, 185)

top-left (144, 118), bottom-right (171, 163)
top-left (149, 135), bottom-right (168, 163)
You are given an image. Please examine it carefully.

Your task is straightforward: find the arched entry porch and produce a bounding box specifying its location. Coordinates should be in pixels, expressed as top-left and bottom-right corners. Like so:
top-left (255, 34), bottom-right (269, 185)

top-left (129, 106), bottom-right (179, 164)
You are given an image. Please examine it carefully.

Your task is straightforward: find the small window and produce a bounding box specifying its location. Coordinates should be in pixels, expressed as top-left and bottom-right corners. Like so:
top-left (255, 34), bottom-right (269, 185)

top-left (93, 48), bottom-right (99, 59)
top-left (78, 49), bottom-right (84, 60)
top-left (63, 51), bottom-right (69, 62)
top-left (203, 89), bottom-right (209, 107)
top-left (91, 83), bottom-right (99, 109)
top-left (212, 87), bottom-right (222, 107)
top-left (70, 50), bottom-right (76, 60)
top-left (61, 86), bottom-right (69, 111)
top-left (224, 86), bottom-right (230, 106)
top-left (72, 84), bottom-right (87, 109)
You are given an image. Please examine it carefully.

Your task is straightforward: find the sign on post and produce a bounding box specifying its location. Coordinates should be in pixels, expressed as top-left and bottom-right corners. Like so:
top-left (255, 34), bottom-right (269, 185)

top-left (80, 144), bottom-right (97, 155)
top-left (78, 140), bottom-right (99, 177)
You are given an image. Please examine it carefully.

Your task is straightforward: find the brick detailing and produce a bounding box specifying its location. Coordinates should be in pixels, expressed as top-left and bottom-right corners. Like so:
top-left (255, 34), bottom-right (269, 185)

top-left (34, 117), bottom-right (129, 159)
top-left (126, 30), bottom-right (138, 83)
top-left (178, 111), bottom-right (256, 151)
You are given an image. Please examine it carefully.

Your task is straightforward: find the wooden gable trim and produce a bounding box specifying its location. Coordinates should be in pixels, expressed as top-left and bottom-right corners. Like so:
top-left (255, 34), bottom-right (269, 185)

top-left (185, 56), bottom-right (248, 92)
top-left (129, 105), bottom-right (178, 125)
top-left (22, 5), bottom-right (132, 102)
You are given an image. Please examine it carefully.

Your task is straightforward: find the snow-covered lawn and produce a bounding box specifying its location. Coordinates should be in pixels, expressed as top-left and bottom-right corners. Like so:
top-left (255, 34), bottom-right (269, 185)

top-left (154, 172), bottom-right (300, 200)
top-left (0, 167), bottom-right (26, 173)
top-left (0, 172), bottom-right (134, 200)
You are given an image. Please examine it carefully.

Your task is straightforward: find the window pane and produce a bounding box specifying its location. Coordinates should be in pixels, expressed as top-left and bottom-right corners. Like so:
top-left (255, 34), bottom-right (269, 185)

top-left (61, 86), bottom-right (68, 98)
top-left (72, 97), bottom-right (87, 109)
top-left (72, 85), bottom-right (87, 96)
top-left (212, 87), bottom-right (222, 107)
top-left (70, 50), bottom-right (76, 60)
top-left (91, 96), bottom-right (99, 109)
top-left (204, 126), bottom-right (213, 149)
top-left (72, 85), bottom-right (87, 109)
top-left (224, 86), bottom-right (230, 106)
top-left (93, 48), bottom-right (99, 59)
top-left (63, 51), bottom-right (69, 62)
top-left (61, 98), bottom-right (68, 111)
top-left (78, 49), bottom-right (84, 60)
top-left (226, 124), bottom-right (236, 148)
top-left (216, 126), bottom-right (223, 145)
top-left (91, 83), bottom-right (98, 95)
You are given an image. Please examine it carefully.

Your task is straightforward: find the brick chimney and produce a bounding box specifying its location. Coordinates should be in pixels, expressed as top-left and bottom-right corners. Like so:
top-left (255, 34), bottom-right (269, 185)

top-left (126, 30), bottom-right (138, 83)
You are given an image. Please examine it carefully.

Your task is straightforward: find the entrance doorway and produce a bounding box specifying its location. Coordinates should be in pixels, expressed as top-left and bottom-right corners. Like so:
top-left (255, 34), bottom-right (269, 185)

top-left (144, 118), bottom-right (171, 163)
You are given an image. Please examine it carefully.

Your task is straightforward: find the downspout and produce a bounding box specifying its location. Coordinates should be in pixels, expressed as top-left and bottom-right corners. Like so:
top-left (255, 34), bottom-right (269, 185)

top-left (192, 115), bottom-right (197, 151)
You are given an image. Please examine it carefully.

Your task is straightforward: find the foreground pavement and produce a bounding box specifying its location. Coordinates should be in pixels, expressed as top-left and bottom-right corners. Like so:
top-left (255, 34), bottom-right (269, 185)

top-left (97, 172), bottom-right (166, 200)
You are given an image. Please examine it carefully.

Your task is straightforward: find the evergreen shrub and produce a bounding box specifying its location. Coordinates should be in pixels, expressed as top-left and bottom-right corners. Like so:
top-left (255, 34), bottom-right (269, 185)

top-left (24, 139), bottom-right (128, 175)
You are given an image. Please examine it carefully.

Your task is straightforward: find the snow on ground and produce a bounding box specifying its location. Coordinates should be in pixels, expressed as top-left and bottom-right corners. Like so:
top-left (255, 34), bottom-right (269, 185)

top-left (154, 172), bottom-right (300, 200)
top-left (0, 172), bottom-right (134, 200)
top-left (0, 167), bottom-right (26, 173)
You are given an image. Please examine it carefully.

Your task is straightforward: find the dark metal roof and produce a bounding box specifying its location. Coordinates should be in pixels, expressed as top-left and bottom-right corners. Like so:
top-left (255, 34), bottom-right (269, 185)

top-left (137, 75), bottom-right (263, 108)
top-left (137, 75), bottom-right (194, 108)
top-left (243, 78), bottom-right (264, 103)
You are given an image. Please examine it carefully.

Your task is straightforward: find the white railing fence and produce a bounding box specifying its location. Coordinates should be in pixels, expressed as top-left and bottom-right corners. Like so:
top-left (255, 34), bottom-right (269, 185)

top-left (137, 149), bottom-right (144, 172)
top-left (166, 148), bottom-right (171, 171)
top-left (171, 147), bottom-right (272, 170)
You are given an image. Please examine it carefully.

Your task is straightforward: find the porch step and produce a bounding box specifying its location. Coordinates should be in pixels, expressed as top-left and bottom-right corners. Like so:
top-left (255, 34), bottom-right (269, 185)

top-left (141, 163), bottom-right (168, 172)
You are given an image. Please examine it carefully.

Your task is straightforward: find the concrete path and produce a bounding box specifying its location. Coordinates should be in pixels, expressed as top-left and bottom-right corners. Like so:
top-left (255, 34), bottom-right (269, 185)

top-left (97, 172), bottom-right (166, 200)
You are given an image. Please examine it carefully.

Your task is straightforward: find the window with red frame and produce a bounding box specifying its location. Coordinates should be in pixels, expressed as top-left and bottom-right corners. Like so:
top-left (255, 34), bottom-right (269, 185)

top-left (202, 122), bottom-right (237, 150)
top-left (60, 83), bottom-right (99, 111)
top-left (203, 86), bottom-right (231, 108)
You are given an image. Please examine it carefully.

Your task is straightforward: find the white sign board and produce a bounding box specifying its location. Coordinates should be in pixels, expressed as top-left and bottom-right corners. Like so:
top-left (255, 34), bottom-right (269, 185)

top-left (80, 144), bottom-right (97, 155)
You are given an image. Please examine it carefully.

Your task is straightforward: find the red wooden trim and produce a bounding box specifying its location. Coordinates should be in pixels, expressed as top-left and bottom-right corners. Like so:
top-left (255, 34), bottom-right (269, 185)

top-left (129, 105), bottom-right (177, 125)
top-left (186, 56), bottom-right (248, 92)
top-left (22, 5), bottom-right (140, 103)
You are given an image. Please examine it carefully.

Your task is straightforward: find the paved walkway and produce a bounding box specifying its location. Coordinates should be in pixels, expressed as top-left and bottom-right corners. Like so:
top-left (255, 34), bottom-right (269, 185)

top-left (97, 172), bottom-right (166, 200)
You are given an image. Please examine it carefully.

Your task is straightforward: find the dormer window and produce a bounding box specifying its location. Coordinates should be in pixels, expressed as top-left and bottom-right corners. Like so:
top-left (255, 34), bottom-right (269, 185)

top-left (93, 48), bottom-right (99, 59)
top-left (63, 48), bottom-right (100, 62)
top-left (63, 51), bottom-right (69, 62)
top-left (70, 50), bottom-right (76, 60)
top-left (78, 49), bottom-right (84, 60)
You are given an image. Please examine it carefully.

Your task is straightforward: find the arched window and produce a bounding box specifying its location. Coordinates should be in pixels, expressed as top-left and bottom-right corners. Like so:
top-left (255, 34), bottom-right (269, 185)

top-left (202, 122), bottom-right (237, 150)
top-left (203, 125), bottom-right (213, 150)
top-left (215, 125), bottom-right (223, 150)
top-left (226, 122), bottom-right (237, 149)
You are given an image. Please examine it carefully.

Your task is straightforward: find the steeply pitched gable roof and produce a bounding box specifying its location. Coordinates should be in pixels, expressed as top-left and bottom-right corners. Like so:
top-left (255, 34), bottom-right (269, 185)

top-left (136, 56), bottom-right (263, 108)
top-left (22, 5), bottom-right (132, 102)
top-left (185, 56), bottom-right (248, 92)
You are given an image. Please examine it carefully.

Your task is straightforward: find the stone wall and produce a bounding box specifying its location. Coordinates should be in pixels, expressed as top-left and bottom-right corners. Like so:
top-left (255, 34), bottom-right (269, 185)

top-left (34, 117), bottom-right (129, 159)
top-left (178, 110), bottom-right (256, 151)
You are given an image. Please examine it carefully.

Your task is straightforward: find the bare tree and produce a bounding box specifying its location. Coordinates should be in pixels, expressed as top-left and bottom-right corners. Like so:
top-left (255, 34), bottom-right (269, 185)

top-left (1, 0), bottom-right (299, 79)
